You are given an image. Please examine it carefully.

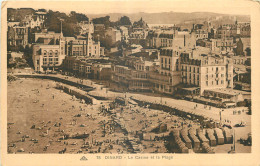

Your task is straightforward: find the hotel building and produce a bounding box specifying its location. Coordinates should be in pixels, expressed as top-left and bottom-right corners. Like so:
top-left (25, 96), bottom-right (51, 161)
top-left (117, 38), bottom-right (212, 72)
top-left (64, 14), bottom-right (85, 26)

top-left (149, 47), bottom-right (182, 94)
top-left (180, 48), bottom-right (233, 95)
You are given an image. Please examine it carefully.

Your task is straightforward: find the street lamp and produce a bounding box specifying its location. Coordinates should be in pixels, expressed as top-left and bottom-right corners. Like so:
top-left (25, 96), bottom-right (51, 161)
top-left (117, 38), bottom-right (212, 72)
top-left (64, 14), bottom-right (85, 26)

top-left (219, 109), bottom-right (224, 125)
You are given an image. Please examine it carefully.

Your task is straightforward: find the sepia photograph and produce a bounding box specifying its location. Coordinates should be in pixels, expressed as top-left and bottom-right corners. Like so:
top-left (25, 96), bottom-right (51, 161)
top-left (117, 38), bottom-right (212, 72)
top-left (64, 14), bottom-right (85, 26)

top-left (1, 0), bottom-right (260, 165)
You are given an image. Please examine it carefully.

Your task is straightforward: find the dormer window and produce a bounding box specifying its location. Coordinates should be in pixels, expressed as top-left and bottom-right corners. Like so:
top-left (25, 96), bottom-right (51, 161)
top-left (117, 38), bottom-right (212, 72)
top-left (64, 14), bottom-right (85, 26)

top-left (49, 50), bottom-right (53, 56)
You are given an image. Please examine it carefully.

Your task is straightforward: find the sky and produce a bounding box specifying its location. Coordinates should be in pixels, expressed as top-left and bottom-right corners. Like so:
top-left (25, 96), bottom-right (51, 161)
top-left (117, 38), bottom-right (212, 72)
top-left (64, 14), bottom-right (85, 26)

top-left (3, 0), bottom-right (254, 15)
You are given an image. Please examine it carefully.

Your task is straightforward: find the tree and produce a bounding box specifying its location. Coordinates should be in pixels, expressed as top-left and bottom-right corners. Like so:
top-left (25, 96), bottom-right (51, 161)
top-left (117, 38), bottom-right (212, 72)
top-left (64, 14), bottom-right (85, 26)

top-left (245, 47), bottom-right (251, 56)
top-left (101, 35), bottom-right (113, 50)
top-left (45, 10), bottom-right (88, 37)
top-left (118, 16), bottom-right (132, 26)
top-left (24, 45), bottom-right (34, 67)
top-left (133, 17), bottom-right (148, 28)
top-left (92, 16), bottom-right (111, 29)
top-left (69, 11), bottom-right (89, 22)
top-left (7, 8), bottom-right (35, 22)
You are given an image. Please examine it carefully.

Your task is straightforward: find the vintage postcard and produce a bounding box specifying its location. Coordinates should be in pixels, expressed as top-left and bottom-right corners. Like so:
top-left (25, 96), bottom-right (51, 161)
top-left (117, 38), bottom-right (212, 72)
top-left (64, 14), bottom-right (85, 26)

top-left (1, 0), bottom-right (260, 165)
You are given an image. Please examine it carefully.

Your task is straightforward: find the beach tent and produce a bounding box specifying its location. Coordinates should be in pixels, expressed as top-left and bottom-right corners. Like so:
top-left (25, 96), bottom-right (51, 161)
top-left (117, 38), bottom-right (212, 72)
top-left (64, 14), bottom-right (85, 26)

top-left (180, 129), bottom-right (192, 149)
top-left (206, 129), bottom-right (217, 146)
top-left (197, 129), bottom-right (209, 145)
top-left (222, 127), bottom-right (233, 144)
top-left (214, 128), bottom-right (224, 145)
top-left (188, 128), bottom-right (200, 149)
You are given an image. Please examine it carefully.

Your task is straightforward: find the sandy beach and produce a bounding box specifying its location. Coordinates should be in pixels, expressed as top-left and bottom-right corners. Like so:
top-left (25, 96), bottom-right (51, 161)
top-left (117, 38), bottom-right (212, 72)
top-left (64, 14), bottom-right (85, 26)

top-left (7, 77), bottom-right (251, 153)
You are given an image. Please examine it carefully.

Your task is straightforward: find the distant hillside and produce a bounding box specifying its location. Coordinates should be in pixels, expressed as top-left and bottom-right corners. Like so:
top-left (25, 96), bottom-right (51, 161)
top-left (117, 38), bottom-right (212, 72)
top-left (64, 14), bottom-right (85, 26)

top-left (88, 12), bottom-right (250, 24)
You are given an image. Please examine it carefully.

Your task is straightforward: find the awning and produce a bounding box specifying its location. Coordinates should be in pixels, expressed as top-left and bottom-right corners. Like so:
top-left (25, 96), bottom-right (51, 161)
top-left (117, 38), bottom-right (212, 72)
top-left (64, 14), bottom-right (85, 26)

top-left (182, 87), bottom-right (200, 91)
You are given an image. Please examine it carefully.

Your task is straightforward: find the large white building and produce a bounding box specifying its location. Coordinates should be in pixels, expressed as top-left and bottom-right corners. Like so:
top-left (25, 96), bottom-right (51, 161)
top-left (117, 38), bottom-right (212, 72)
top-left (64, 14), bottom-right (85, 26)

top-left (32, 30), bottom-right (66, 72)
top-left (180, 47), bottom-right (233, 95)
top-left (150, 47), bottom-right (182, 94)
top-left (111, 58), bottom-right (155, 91)
top-left (65, 33), bottom-right (105, 57)
top-left (32, 28), bottom-right (105, 72)
top-left (32, 42), bottom-right (66, 72)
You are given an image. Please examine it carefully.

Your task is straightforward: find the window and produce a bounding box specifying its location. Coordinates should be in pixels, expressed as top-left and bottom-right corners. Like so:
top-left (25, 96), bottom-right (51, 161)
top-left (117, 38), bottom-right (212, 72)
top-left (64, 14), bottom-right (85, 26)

top-left (221, 80), bottom-right (224, 84)
top-left (216, 80), bottom-right (219, 85)
top-left (206, 81), bottom-right (208, 86)
top-left (49, 58), bottom-right (53, 64)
